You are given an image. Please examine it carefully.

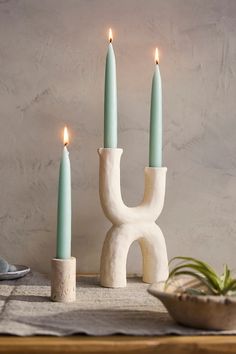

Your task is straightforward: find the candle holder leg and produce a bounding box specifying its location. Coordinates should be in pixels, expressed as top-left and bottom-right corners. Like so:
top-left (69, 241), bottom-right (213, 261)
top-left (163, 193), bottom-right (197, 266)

top-left (51, 257), bottom-right (76, 303)
top-left (139, 222), bottom-right (168, 284)
top-left (100, 222), bottom-right (168, 288)
top-left (100, 225), bottom-right (131, 288)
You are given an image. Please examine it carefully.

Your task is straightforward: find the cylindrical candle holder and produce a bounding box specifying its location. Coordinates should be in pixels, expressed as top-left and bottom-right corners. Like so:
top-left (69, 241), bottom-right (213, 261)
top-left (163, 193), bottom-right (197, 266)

top-left (51, 257), bottom-right (76, 303)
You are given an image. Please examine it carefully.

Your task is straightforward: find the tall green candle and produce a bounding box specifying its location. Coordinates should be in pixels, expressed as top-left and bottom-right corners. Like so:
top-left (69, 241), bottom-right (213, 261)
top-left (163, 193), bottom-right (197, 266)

top-left (149, 48), bottom-right (162, 167)
top-left (56, 126), bottom-right (71, 259)
top-left (104, 28), bottom-right (117, 148)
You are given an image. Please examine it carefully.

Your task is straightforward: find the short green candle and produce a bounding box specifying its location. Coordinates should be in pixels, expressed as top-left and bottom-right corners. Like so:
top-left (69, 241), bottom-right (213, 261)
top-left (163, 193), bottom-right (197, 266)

top-left (149, 48), bottom-right (162, 167)
top-left (56, 127), bottom-right (71, 259)
top-left (104, 29), bottom-right (117, 148)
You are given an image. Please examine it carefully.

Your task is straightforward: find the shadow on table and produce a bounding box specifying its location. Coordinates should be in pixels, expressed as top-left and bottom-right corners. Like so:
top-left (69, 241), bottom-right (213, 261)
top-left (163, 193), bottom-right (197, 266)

top-left (0, 273), bottom-right (144, 289)
top-left (12, 295), bottom-right (50, 302)
top-left (0, 275), bottom-right (151, 306)
top-left (76, 275), bottom-right (145, 289)
top-left (7, 308), bottom-right (227, 336)
top-left (0, 294), bottom-right (50, 302)
top-left (0, 272), bottom-right (50, 287)
top-left (9, 309), bottom-right (184, 336)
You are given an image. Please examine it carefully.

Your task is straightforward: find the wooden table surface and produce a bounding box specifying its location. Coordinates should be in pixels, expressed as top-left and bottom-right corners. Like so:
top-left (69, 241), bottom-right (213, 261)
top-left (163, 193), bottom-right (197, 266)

top-left (0, 335), bottom-right (236, 354)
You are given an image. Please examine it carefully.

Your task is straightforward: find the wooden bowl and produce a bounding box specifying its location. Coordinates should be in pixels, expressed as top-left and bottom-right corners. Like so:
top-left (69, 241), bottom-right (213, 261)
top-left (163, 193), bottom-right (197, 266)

top-left (148, 278), bottom-right (236, 330)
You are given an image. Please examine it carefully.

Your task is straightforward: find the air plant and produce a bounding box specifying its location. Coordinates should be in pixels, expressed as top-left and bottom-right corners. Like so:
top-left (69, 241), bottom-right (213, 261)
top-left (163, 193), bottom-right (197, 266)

top-left (166, 256), bottom-right (236, 296)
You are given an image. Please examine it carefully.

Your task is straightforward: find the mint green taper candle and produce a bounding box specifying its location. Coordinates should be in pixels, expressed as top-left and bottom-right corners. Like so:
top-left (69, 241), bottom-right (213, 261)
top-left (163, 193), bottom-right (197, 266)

top-left (149, 48), bottom-right (162, 167)
top-left (104, 28), bottom-right (117, 148)
top-left (56, 126), bottom-right (71, 259)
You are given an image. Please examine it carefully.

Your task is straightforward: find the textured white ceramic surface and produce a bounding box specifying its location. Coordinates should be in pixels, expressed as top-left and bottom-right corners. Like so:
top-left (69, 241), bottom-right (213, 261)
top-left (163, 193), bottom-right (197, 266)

top-left (98, 148), bottom-right (168, 287)
top-left (51, 257), bottom-right (76, 303)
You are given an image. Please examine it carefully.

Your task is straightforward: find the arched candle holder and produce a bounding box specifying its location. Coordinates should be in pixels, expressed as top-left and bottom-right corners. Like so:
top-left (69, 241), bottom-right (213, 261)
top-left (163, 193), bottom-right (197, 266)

top-left (98, 148), bottom-right (169, 288)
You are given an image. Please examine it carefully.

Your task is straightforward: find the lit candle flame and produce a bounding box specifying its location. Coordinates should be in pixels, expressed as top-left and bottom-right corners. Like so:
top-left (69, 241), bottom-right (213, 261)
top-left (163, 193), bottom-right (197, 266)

top-left (155, 47), bottom-right (159, 65)
top-left (63, 126), bottom-right (69, 146)
top-left (109, 28), bottom-right (113, 43)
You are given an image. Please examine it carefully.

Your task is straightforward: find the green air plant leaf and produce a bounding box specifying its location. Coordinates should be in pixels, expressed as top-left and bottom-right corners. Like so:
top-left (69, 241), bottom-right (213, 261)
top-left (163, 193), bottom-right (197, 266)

top-left (185, 288), bottom-right (207, 296)
top-left (168, 263), bottom-right (221, 292)
top-left (167, 257), bottom-right (236, 296)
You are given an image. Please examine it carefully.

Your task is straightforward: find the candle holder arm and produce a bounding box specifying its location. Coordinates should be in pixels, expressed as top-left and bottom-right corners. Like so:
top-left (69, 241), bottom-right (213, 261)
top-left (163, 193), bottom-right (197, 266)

top-left (98, 148), bottom-right (167, 225)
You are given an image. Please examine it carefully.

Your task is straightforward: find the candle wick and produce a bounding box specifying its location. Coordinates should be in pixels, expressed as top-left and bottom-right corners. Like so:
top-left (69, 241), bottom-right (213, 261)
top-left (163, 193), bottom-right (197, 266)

top-left (155, 60), bottom-right (159, 65)
top-left (64, 143), bottom-right (68, 147)
top-left (109, 38), bottom-right (112, 43)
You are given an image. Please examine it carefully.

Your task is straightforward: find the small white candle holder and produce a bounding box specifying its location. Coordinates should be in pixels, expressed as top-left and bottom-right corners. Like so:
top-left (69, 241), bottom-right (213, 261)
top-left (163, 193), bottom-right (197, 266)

top-left (98, 148), bottom-right (169, 288)
top-left (51, 257), bottom-right (76, 302)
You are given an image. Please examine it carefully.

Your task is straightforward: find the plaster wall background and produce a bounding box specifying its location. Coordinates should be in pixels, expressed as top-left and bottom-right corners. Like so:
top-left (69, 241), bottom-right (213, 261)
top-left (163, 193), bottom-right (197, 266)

top-left (0, 0), bottom-right (236, 273)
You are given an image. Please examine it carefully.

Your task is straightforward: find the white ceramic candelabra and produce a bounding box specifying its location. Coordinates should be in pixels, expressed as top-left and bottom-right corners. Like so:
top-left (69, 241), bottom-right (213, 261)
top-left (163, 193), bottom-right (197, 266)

top-left (98, 148), bottom-right (169, 288)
